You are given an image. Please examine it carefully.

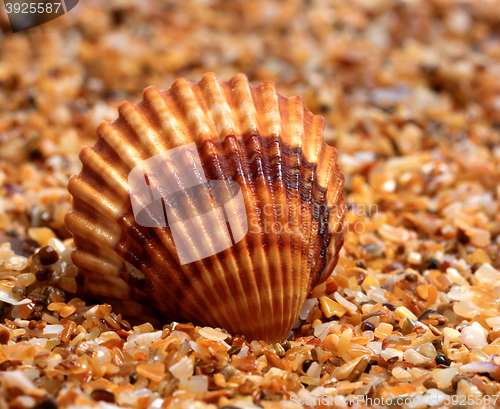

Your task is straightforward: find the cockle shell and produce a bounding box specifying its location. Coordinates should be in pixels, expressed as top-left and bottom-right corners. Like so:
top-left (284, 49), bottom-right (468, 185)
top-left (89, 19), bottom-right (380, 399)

top-left (65, 73), bottom-right (346, 342)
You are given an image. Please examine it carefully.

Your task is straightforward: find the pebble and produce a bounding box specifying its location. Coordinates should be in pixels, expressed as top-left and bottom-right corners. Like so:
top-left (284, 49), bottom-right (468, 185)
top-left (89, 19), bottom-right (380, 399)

top-left (373, 323), bottom-right (393, 339)
top-left (301, 359), bottom-right (313, 373)
top-left (423, 378), bottom-right (439, 389)
top-left (220, 364), bottom-right (235, 381)
top-left (432, 367), bottom-right (458, 389)
top-left (406, 272), bottom-right (419, 282)
top-left (334, 356), bottom-right (364, 381)
top-left (428, 258), bottom-right (440, 269)
top-left (178, 375), bottom-right (209, 393)
top-left (198, 327), bottom-right (229, 341)
top-left (90, 389), bottom-right (115, 404)
top-left (360, 321), bottom-right (375, 332)
top-left (384, 336), bottom-right (411, 346)
top-left (129, 373), bottom-right (139, 384)
top-left (324, 334), bottom-right (339, 351)
top-left (319, 296), bottom-right (347, 318)
top-left (137, 362), bottom-right (165, 382)
top-left (346, 355), bottom-right (369, 382)
top-left (475, 263), bottom-right (500, 284)
top-left (392, 367), bottom-right (411, 380)
top-left (453, 300), bottom-right (480, 318)
top-left (461, 322), bottom-right (488, 350)
top-left (169, 357), bottom-right (193, 380)
top-left (404, 349), bottom-right (431, 365)
top-left (363, 242), bottom-right (385, 257)
top-left (401, 318), bottom-right (418, 335)
top-left (306, 361), bottom-right (321, 379)
top-left (227, 346), bottom-right (241, 356)
top-left (337, 328), bottom-right (353, 356)
top-left (356, 261), bottom-right (367, 269)
top-left (16, 273), bottom-right (36, 287)
top-left (27, 228), bottom-right (56, 247)
top-left (435, 353), bottom-right (451, 366)
top-left (11, 286), bottom-right (24, 300)
top-left (0, 326), bottom-right (10, 344)
top-left (417, 342), bottom-right (438, 360)
top-left (407, 252), bottom-right (422, 265)
top-left (279, 340), bottom-right (291, 351)
top-left (274, 343), bottom-right (285, 358)
top-left (38, 246), bottom-right (59, 266)
top-left (382, 302), bottom-right (397, 311)
top-left (394, 306), bottom-right (418, 321)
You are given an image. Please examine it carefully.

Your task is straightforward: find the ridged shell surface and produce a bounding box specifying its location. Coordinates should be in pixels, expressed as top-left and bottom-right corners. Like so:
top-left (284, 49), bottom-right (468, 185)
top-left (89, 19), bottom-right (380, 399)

top-left (66, 73), bottom-right (346, 343)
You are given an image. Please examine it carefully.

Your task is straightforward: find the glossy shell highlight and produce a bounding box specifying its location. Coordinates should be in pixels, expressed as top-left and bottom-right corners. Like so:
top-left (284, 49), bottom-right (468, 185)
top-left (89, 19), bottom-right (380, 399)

top-left (65, 73), bottom-right (346, 342)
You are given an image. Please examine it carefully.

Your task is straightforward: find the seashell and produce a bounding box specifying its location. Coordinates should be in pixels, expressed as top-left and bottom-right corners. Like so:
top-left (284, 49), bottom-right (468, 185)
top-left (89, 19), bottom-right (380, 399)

top-left (65, 73), bottom-right (346, 343)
